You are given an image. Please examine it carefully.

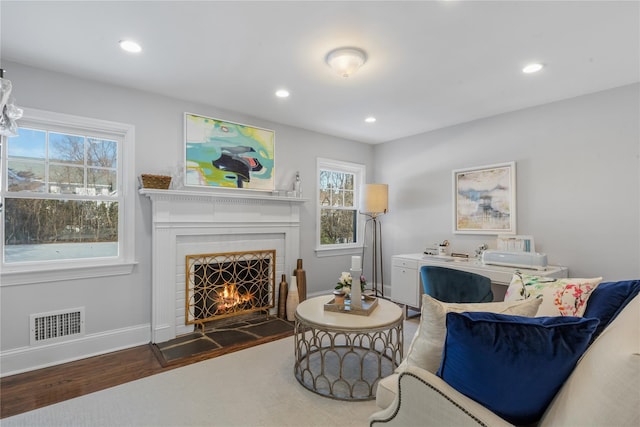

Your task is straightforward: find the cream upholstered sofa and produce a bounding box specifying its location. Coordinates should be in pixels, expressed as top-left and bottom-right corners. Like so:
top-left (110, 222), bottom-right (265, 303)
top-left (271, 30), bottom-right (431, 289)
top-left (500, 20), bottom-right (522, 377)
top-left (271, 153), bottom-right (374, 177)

top-left (369, 280), bottom-right (640, 426)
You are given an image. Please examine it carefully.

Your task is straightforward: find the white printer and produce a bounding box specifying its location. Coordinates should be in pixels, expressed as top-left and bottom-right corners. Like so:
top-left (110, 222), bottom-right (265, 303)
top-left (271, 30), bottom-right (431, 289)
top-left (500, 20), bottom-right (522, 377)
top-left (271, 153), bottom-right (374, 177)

top-left (481, 250), bottom-right (548, 270)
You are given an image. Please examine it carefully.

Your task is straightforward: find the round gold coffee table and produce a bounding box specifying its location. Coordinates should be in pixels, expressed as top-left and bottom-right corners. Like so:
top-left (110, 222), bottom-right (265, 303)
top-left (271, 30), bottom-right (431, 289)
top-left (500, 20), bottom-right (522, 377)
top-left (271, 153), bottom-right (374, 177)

top-left (294, 294), bottom-right (403, 401)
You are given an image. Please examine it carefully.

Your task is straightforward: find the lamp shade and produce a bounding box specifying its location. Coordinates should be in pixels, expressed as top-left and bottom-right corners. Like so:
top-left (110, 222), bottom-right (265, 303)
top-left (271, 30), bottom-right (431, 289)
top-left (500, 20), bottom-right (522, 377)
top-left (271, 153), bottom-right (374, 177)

top-left (360, 184), bottom-right (388, 214)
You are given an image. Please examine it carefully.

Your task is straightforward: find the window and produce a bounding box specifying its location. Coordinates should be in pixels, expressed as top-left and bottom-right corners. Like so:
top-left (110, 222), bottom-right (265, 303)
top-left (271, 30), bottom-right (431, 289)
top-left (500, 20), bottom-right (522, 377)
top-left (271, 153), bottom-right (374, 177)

top-left (316, 158), bottom-right (365, 254)
top-left (1, 108), bottom-right (135, 284)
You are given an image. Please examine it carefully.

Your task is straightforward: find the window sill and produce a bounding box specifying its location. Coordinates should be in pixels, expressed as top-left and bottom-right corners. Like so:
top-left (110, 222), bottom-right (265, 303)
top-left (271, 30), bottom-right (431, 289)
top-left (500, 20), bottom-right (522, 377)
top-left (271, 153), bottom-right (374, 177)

top-left (315, 246), bottom-right (364, 258)
top-left (0, 261), bottom-right (138, 286)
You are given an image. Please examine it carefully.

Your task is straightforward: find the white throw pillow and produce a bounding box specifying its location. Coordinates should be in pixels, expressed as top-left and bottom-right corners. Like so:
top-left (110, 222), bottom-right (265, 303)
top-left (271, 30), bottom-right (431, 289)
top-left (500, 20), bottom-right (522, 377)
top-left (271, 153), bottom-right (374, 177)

top-left (396, 294), bottom-right (542, 374)
top-left (504, 273), bottom-right (602, 317)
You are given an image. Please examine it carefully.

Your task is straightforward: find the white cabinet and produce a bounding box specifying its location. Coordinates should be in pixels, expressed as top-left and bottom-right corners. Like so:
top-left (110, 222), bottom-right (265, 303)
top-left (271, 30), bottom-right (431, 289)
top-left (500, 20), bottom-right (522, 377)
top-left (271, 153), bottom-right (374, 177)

top-left (390, 253), bottom-right (568, 308)
top-left (391, 257), bottom-right (421, 307)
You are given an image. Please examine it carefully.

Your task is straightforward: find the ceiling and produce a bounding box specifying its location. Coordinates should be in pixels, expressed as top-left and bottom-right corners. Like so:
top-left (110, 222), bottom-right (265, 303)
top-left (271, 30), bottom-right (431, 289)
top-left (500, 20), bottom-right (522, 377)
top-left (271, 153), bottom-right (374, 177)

top-left (1, 1), bottom-right (638, 144)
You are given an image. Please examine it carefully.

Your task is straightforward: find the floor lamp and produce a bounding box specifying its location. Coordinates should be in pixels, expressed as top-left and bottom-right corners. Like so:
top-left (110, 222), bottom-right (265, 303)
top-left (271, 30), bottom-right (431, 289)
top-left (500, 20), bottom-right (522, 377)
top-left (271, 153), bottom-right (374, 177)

top-left (360, 184), bottom-right (388, 298)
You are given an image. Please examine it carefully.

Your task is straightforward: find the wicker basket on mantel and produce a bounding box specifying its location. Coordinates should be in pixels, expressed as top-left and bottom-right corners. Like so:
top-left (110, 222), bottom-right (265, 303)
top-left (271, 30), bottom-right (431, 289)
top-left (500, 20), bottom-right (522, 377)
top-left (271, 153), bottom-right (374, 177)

top-left (141, 174), bottom-right (172, 189)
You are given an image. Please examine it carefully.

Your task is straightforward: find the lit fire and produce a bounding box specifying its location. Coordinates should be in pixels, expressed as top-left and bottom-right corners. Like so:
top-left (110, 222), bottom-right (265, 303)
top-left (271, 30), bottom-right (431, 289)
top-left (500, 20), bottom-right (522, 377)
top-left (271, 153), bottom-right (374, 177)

top-left (215, 283), bottom-right (253, 312)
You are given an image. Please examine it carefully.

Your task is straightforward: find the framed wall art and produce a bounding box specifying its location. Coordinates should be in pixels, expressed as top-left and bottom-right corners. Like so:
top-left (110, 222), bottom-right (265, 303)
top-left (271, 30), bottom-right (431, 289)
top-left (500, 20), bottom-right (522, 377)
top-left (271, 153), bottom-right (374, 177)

top-left (453, 161), bottom-right (516, 234)
top-left (184, 113), bottom-right (275, 191)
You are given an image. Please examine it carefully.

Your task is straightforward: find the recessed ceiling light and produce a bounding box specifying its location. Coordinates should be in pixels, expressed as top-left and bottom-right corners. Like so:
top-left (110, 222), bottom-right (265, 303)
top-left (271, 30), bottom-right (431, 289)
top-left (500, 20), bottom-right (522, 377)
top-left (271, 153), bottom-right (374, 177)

top-left (522, 63), bottom-right (544, 74)
top-left (275, 89), bottom-right (290, 98)
top-left (119, 40), bottom-right (142, 53)
top-left (365, 116), bottom-right (376, 123)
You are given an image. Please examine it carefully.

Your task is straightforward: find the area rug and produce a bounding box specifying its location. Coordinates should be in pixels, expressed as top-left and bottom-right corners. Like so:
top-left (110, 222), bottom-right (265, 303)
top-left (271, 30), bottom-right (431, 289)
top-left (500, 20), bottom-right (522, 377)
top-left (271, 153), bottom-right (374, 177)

top-left (2, 318), bottom-right (419, 427)
top-left (153, 315), bottom-right (294, 367)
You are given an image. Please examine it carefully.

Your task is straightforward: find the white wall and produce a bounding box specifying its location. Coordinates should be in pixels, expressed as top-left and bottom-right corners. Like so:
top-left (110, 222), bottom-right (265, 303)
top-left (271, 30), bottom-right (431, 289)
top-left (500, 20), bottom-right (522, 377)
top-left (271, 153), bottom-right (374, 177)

top-left (2, 61), bottom-right (638, 375)
top-left (374, 84), bottom-right (640, 282)
top-left (0, 61), bottom-right (373, 375)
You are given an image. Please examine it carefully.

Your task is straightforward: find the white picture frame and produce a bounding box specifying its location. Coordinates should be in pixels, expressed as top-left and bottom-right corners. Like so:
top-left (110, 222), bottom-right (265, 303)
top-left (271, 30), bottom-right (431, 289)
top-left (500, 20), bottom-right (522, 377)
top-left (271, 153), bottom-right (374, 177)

top-left (453, 161), bottom-right (516, 235)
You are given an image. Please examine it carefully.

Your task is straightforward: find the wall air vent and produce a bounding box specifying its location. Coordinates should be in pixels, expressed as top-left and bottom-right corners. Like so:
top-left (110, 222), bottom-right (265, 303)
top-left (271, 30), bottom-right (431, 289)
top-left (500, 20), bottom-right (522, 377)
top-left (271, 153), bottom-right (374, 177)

top-left (30, 308), bottom-right (85, 345)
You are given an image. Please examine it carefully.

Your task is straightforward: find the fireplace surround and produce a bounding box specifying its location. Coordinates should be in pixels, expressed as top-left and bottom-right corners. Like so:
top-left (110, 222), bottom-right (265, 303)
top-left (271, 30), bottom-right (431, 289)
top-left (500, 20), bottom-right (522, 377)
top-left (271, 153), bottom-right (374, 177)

top-left (141, 188), bottom-right (304, 343)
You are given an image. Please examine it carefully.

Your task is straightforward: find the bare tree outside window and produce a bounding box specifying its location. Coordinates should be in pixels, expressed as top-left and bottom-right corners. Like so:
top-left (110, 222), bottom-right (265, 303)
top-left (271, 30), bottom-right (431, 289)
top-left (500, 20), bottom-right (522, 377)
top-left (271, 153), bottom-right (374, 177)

top-left (318, 160), bottom-right (364, 248)
top-left (3, 126), bottom-right (119, 262)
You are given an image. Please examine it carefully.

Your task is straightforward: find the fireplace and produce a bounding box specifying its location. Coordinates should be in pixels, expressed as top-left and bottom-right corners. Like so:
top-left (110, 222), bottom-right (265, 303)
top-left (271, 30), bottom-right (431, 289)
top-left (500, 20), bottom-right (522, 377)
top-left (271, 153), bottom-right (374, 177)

top-left (186, 250), bottom-right (276, 325)
top-left (141, 188), bottom-right (303, 343)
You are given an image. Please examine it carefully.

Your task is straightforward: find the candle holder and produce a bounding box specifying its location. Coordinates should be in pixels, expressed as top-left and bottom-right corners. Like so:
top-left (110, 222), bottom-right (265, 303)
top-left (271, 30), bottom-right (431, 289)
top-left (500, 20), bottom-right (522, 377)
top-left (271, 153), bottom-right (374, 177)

top-left (350, 266), bottom-right (362, 309)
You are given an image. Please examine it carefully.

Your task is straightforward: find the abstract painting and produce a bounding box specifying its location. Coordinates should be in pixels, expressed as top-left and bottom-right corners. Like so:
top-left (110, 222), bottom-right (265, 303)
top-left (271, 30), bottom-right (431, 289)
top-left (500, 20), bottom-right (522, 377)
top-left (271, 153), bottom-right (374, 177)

top-left (184, 113), bottom-right (275, 190)
top-left (453, 162), bottom-right (516, 234)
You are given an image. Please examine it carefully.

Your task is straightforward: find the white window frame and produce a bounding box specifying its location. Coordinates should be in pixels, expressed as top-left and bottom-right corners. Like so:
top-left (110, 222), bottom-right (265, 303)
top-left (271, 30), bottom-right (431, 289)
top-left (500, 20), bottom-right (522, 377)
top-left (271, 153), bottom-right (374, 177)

top-left (315, 157), bottom-right (366, 257)
top-left (0, 108), bottom-right (136, 286)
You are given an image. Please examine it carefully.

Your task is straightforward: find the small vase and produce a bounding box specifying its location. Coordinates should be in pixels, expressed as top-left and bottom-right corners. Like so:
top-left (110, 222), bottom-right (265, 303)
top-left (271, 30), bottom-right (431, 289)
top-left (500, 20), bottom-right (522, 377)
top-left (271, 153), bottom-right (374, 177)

top-left (293, 171), bottom-right (303, 198)
top-left (294, 258), bottom-right (307, 302)
top-left (286, 276), bottom-right (299, 321)
top-left (278, 274), bottom-right (288, 319)
top-left (333, 290), bottom-right (346, 305)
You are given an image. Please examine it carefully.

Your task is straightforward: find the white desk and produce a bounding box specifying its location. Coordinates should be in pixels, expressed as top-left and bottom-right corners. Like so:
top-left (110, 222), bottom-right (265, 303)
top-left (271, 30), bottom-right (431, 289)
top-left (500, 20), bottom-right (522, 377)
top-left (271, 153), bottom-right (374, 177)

top-left (391, 253), bottom-right (568, 308)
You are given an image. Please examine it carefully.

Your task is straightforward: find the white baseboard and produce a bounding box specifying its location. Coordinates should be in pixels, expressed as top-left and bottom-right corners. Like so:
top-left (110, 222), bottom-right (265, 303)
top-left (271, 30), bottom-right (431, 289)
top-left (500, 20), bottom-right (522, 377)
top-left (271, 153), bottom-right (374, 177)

top-left (383, 284), bottom-right (392, 297)
top-left (0, 323), bottom-right (151, 377)
top-left (152, 323), bottom-right (175, 344)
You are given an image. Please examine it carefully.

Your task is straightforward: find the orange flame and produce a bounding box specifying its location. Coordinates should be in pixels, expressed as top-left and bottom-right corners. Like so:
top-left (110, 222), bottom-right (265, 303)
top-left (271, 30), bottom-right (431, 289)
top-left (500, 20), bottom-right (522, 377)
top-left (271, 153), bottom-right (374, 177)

top-left (215, 283), bottom-right (253, 312)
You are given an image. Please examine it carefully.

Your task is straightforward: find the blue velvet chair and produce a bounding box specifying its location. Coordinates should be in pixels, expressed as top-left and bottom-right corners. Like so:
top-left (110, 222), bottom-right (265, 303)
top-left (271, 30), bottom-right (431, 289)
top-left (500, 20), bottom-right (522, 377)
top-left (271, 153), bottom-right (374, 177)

top-left (420, 266), bottom-right (493, 303)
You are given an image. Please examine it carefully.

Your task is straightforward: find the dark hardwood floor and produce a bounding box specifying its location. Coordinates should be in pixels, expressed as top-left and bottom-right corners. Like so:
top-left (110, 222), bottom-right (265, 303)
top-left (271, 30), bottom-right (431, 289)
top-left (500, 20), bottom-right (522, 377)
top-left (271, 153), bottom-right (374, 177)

top-left (0, 344), bottom-right (168, 419)
top-left (1, 318), bottom-right (295, 420)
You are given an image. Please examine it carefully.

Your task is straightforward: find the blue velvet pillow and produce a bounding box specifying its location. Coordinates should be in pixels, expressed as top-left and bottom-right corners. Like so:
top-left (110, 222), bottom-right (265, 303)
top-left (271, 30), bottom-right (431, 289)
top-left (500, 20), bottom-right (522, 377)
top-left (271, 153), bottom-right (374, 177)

top-left (437, 312), bottom-right (599, 425)
top-left (582, 280), bottom-right (640, 339)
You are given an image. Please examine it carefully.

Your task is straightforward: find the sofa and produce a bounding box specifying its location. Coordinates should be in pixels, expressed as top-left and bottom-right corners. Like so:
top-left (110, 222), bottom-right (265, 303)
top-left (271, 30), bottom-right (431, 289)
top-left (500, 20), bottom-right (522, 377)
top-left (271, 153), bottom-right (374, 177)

top-left (369, 279), bottom-right (640, 426)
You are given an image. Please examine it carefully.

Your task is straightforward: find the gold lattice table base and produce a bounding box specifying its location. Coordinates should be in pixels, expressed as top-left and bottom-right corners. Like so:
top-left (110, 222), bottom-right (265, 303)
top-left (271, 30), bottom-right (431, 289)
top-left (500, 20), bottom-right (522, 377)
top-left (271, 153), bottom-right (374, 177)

top-left (293, 295), bottom-right (403, 401)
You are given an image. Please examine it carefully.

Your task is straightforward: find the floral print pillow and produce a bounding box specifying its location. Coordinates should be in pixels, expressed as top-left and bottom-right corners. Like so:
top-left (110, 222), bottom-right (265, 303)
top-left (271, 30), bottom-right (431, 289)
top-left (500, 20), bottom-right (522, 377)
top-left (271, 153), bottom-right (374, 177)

top-left (504, 273), bottom-right (602, 317)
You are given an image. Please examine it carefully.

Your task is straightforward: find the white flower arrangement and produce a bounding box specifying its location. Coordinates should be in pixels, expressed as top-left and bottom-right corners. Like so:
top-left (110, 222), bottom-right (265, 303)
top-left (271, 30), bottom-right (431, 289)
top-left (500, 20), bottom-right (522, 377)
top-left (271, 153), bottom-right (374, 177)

top-left (336, 272), bottom-right (366, 295)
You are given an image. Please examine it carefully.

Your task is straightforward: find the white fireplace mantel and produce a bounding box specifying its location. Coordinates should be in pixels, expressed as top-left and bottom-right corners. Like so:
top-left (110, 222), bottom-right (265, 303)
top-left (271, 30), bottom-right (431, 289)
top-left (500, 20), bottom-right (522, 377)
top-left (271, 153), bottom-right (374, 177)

top-left (139, 188), bottom-right (306, 212)
top-left (140, 188), bottom-right (305, 343)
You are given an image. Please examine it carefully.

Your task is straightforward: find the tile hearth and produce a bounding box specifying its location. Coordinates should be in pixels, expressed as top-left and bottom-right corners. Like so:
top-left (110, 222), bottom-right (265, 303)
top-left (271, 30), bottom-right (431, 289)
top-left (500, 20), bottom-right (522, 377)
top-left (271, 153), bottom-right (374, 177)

top-left (153, 315), bottom-right (294, 366)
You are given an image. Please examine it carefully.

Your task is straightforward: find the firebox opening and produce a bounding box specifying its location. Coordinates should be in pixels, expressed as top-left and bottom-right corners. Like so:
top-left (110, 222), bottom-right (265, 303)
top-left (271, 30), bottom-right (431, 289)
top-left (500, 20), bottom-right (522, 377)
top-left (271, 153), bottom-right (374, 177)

top-left (186, 250), bottom-right (276, 325)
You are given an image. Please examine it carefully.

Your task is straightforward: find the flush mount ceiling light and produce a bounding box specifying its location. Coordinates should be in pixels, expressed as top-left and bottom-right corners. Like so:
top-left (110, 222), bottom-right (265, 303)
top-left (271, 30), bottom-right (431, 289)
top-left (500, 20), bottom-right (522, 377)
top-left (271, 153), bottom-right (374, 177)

top-left (119, 40), bottom-right (142, 53)
top-left (325, 47), bottom-right (367, 78)
top-left (365, 116), bottom-right (376, 123)
top-left (522, 63), bottom-right (544, 74)
top-left (275, 89), bottom-right (290, 98)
